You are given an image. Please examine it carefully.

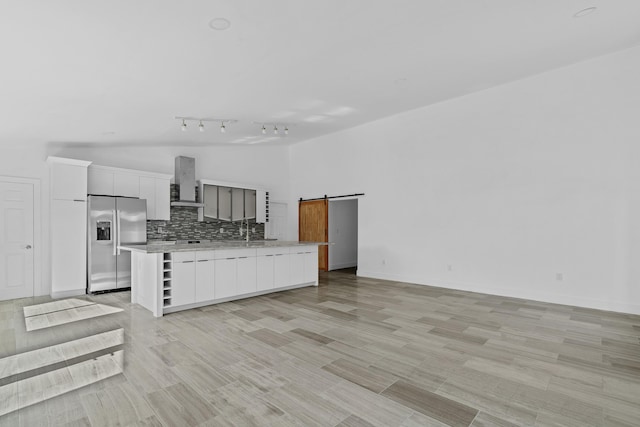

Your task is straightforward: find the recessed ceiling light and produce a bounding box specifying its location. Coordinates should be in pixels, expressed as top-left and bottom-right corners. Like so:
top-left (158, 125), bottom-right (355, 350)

top-left (209, 18), bottom-right (231, 31)
top-left (573, 7), bottom-right (597, 18)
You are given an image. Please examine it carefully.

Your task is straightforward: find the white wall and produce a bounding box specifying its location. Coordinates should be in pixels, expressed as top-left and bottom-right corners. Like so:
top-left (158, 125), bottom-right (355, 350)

top-left (328, 199), bottom-right (358, 270)
top-left (0, 143), bottom-right (291, 296)
top-left (291, 45), bottom-right (640, 314)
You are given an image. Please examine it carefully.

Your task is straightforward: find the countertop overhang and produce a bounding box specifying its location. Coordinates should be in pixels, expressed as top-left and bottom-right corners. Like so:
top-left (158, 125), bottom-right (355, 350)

top-left (119, 240), bottom-right (327, 253)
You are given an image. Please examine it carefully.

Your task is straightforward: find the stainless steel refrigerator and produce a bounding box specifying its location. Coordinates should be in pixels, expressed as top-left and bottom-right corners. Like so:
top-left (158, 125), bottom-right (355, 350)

top-left (87, 196), bottom-right (147, 293)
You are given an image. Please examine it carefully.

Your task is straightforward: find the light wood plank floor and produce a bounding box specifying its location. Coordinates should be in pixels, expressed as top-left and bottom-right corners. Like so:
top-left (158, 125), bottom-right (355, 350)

top-left (1, 270), bottom-right (639, 426)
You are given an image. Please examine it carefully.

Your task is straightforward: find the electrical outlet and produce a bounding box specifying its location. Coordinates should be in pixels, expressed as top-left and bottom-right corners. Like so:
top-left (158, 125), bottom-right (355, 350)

top-left (556, 273), bottom-right (563, 281)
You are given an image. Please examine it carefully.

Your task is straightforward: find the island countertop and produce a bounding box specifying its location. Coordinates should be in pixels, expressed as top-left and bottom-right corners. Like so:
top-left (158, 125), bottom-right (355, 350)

top-left (119, 240), bottom-right (327, 254)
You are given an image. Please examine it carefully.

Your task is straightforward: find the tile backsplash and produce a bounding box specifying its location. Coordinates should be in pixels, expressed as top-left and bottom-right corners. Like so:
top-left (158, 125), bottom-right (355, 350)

top-left (147, 185), bottom-right (265, 241)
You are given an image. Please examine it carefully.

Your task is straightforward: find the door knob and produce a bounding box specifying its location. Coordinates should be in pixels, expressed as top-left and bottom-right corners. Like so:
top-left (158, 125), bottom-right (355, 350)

top-left (25, 245), bottom-right (32, 249)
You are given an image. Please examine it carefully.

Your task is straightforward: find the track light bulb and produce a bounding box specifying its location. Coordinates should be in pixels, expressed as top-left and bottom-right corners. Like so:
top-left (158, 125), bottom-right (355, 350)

top-left (220, 123), bottom-right (226, 133)
top-left (198, 121), bottom-right (205, 132)
top-left (284, 127), bottom-right (289, 135)
top-left (262, 125), bottom-right (267, 135)
top-left (181, 120), bottom-right (187, 131)
top-left (274, 126), bottom-right (278, 135)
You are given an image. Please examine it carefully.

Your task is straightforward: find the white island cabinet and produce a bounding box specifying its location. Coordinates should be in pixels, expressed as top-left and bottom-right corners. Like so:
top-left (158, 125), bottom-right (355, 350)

top-left (171, 252), bottom-right (196, 306)
top-left (122, 242), bottom-right (321, 317)
top-left (195, 251), bottom-right (215, 302)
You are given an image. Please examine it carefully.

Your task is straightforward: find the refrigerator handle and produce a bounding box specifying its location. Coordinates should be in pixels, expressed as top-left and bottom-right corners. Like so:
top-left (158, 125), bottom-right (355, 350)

top-left (112, 209), bottom-right (118, 256)
top-left (116, 210), bottom-right (121, 255)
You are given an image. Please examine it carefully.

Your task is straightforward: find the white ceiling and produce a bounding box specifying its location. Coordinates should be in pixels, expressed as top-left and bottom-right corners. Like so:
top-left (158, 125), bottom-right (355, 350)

top-left (2, 0), bottom-right (640, 148)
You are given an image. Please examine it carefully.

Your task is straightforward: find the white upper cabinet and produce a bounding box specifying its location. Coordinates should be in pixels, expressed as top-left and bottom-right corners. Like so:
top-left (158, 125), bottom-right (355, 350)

top-left (89, 165), bottom-right (170, 220)
top-left (139, 177), bottom-right (170, 221)
top-left (155, 178), bottom-right (170, 220)
top-left (88, 166), bottom-right (139, 198)
top-left (87, 167), bottom-right (114, 196)
top-left (114, 172), bottom-right (139, 198)
top-left (139, 177), bottom-right (156, 219)
top-left (48, 157), bottom-right (92, 201)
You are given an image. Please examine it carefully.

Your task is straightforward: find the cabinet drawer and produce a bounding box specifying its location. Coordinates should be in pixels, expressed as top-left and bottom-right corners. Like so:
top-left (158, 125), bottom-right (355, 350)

top-left (214, 248), bottom-right (257, 259)
top-left (196, 250), bottom-right (216, 261)
top-left (257, 247), bottom-right (290, 256)
top-left (173, 252), bottom-right (195, 262)
top-left (291, 245), bottom-right (316, 254)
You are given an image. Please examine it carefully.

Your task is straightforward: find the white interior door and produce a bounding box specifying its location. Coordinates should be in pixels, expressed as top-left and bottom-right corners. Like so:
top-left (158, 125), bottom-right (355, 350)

top-left (0, 181), bottom-right (34, 300)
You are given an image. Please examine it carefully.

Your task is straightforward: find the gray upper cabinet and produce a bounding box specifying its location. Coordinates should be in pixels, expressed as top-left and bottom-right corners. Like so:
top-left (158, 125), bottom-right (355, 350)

top-left (201, 182), bottom-right (265, 223)
top-left (231, 188), bottom-right (245, 221)
top-left (245, 189), bottom-right (256, 220)
top-left (218, 186), bottom-right (232, 221)
top-left (203, 184), bottom-right (218, 219)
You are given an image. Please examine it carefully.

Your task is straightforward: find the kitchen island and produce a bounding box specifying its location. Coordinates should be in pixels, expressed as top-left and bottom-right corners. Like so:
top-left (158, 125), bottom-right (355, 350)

top-left (119, 241), bottom-right (321, 317)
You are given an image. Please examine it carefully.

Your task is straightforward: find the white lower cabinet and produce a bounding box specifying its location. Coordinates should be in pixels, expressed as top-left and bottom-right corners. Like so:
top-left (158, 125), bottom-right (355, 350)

top-left (237, 256), bottom-right (257, 295)
top-left (273, 253), bottom-right (291, 287)
top-left (195, 251), bottom-right (215, 302)
top-left (172, 253), bottom-right (195, 306)
top-left (290, 252), bottom-right (305, 285)
top-left (291, 246), bottom-right (318, 284)
top-left (214, 258), bottom-right (237, 299)
top-left (256, 255), bottom-right (275, 291)
top-left (304, 249), bottom-right (318, 283)
top-left (195, 259), bottom-right (215, 301)
top-left (214, 250), bottom-right (257, 298)
top-left (51, 199), bottom-right (87, 295)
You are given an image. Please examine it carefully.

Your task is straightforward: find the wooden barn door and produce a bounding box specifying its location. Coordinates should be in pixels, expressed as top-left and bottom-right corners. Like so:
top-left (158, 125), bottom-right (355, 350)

top-left (299, 199), bottom-right (328, 271)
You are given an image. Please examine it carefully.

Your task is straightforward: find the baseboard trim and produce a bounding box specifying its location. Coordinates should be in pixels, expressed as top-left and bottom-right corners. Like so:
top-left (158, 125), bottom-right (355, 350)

top-left (329, 261), bottom-right (357, 271)
top-left (51, 289), bottom-right (87, 299)
top-left (357, 270), bottom-right (640, 315)
top-left (162, 281), bottom-right (317, 315)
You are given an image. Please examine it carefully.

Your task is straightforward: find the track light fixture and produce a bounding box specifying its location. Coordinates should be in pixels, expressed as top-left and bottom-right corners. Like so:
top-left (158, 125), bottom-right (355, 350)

top-left (253, 122), bottom-right (294, 136)
top-left (175, 116), bottom-right (237, 133)
top-left (175, 117), bottom-right (296, 141)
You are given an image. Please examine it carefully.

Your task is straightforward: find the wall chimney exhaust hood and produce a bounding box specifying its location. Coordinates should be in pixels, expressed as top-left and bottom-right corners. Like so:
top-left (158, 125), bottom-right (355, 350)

top-left (171, 156), bottom-right (205, 208)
